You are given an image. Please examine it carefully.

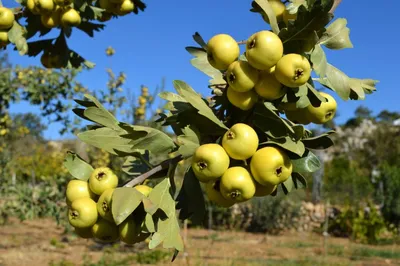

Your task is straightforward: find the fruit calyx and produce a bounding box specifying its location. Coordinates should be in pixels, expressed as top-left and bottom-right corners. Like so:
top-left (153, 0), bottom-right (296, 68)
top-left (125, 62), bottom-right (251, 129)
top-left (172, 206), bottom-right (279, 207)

top-left (97, 171), bottom-right (106, 180)
top-left (294, 68), bottom-right (304, 80)
top-left (198, 161), bottom-right (207, 170)
top-left (276, 166), bottom-right (283, 176)
top-left (248, 39), bottom-right (256, 49)
top-left (230, 190), bottom-right (241, 199)
top-left (71, 210), bottom-right (79, 219)
top-left (325, 111), bottom-right (334, 119)
top-left (102, 201), bottom-right (109, 212)
top-left (226, 131), bottom-right (235, 140)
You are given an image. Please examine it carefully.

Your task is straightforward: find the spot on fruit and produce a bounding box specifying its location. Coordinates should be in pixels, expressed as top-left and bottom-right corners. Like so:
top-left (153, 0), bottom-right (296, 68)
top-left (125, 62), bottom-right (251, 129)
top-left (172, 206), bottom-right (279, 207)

top-left (248, 39), bottom-right (256, 49)
top-left (198, 161), bottom-right (207, 170)
top-left (294, 68), bottom-right (304, 80)
top-left (102, 201), bottom-right (109, 212)
top-left (276, 166), bottom-right (283, 176)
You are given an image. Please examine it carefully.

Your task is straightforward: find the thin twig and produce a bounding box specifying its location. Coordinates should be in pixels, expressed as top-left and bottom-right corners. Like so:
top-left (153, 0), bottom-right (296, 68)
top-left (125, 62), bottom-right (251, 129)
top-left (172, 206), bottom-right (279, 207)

top-left (123, 155), bottom-right (183, 187)
top-left (237, 40), bottom-right (247, 45)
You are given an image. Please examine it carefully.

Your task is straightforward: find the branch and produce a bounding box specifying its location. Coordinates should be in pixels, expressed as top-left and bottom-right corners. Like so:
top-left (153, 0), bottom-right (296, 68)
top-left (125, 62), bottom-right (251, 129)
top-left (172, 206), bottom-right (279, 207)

top-left (329, 0), bottom-right (342, 14)
top-left (123, 155), bottom-right (183, 187)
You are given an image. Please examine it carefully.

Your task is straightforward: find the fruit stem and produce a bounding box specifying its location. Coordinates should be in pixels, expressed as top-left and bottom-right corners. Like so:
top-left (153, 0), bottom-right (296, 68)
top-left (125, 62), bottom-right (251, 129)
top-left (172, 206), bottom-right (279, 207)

top-left (237, 40), bottom-right (247, 45)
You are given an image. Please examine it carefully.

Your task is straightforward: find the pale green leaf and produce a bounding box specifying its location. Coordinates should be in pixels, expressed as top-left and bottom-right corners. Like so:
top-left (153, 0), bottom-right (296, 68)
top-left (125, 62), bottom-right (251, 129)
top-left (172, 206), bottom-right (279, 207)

top-left (310, 45), bottom-right (327, 77)
top-left (177, 125), bottom-right (201, 158)
top-left (291, 150), bottom-right (321, 173)
top-left (63, 151), bottom-right (94, 181)
top-left (348, 78), bottom-right (378, 100)
top-left (158, 92), bottom-right (187, 103)
top-left (282, 176), bottom-right (294, 194)
top-left (8, 21), bottom-right (28, 55)
top-left (317, 63), bottom-right (350, 100)
top-left (112, 187), bottom-right (145, 225)
top-left (319, 18), bottom-right (353, 50)
top-left (255, 0), bottom-right (280, 34)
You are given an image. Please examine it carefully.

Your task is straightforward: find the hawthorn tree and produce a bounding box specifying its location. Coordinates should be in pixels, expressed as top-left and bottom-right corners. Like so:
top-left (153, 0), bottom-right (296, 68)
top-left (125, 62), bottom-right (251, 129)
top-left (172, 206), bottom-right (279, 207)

top-left (2, 0), bottom-right (380, 261)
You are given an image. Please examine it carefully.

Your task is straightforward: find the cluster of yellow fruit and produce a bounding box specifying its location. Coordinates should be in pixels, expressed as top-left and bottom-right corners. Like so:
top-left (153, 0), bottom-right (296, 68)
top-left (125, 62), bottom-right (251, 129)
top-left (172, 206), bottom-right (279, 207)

top-left (26, 0), bottom-right (82, 29)
top-left (206, 29), bottom-right (337, 125)
top-left (0, 7), bottom-right (15, 48)
top-left (66, 167), bottom-right (152, 244)
top-left (261, 0), bottom-right (297, 25)
top-left (134, 86), bottom-right (150, 121)
top-left (192, 123), bottom-right (292, 207)
top-left (97, 0), bottom-right (135, 20)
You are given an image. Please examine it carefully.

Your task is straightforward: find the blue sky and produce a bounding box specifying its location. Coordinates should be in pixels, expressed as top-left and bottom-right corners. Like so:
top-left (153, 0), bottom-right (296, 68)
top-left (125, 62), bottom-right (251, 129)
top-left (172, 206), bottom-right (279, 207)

top-left (4, 0), bottom-right (400, 140)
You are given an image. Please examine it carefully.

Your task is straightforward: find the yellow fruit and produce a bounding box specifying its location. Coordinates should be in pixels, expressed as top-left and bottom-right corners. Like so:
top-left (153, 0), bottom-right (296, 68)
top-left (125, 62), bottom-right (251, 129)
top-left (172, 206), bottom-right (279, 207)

top-left (205, 180), bottom-right (235, 208)
top-left (254, 70), bottom-right (286, 100)
top-left (283, 9), bottom-right (297, 25)
top-left (66, 179), bottom-right (97, 206)
top-left (68, 197), bottom-right (98, 228)
top-left (91, 218), bottom-right (119, 243)
top-left (227, 87), bottom-right (258, 111)
top-left (305, 92), bottom-right (337, 124)
top-left (207, 34), bottom-right (240, 70)
top-left (250, 146), bottom-right (292, 186)
top-left (119, 218), bottom-right (139, 244)
top-left (97, 188), bottom-right (115, 222)
top-left (246, 31), bottom-right (283, 70)
top-left (222, 123), bottom-right (259, 160)
top-left (89, 167), bottom-right (119, 195)
top-left (61, 8), bottom-right (81, 27)
top-left (41, 7), bottom-right (62, 28)
top-left (138, 96), bottom-right (147, 105)
top-left (226, 60), bottom-right (259, 92)
top-left (191, 143), bottom-right (230, 183)
top-left (99, 0), bottom-right (117, 11)
top-left (0, 31), bottom-right (8, 44)
top-left (135, 185), bottom-right (152, 197)
top-left (36, 0), bottom-right (55, 14)
top-left (262, 0), bottom-right (286, 23)
top-left (254, 181), bottom-right (277, 197)
top-left (27, 0), bottom-right (41, 15)
top-left (274, 54), bottom-right (311, 88)
top-left (114, 0), bottom-right (134, 15)
top-left (220, 167), bottom-right (256, 202)
top-left (0, 7), bottom-right (15, 30)
top-left (54, 0), bottom-right (73, 6)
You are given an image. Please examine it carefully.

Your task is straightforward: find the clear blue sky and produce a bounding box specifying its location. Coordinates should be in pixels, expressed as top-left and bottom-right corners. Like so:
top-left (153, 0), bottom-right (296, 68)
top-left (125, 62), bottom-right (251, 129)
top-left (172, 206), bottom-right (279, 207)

top-left (4, 0), bottom-right (400, 140)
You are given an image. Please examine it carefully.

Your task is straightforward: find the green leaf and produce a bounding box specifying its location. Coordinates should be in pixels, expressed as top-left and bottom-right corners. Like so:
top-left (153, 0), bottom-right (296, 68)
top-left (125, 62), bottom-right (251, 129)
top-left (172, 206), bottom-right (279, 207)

top-left (121, 153), bottom-right (151, 176)
top-left (253, 102), bottom-right (295, 137)
top-left (176, 167), bottom-right (206, 225)
top-left (287, 0), bottom-right (308, 13)
top-left (279, 0), bottom-right (334, 52)
top-left (317, 63), bottom-right (350, 100)
top-left (296, 95), bottom-right (311, 109)
top-left (76, 21), bottom-right (105, 37)
top-left (8, 21), bottom-right (28, 55)
top-left (177, 125), bottom-right (201, 159)
top-left (319, 18), bottom-right (353, 50)
top-left (68, 49), bottom-right (95, 69)
top-left (192, 32), bottom-right (207, 50)
top-left (185, 47), bottom-right (225, 85)
top-left (144, 213), bottom-right (156, 233)
top-left (263, 136), bottom-right (306, 157)
top-left (310, 45), bottom-right (327, 77)
top-left (63, 151), bottom-right (94, 181)
top-left (148, 179), bottom-right (184, 251)
top-left (158, 91), bottom-right (187, 103)
top-left (83, 105), bottom-right (120, 131)
top-left (112, 187), bottom-right (145, 225)
top-left (281, 177), bottom-right (294, 194)
top-left (77, 127), bottom-right (134, 155)
top-left (291, 150), bottom-right (321, 173)
top-left (173, 80), bottom-right (228, 131)
top-left (26, 39), bottom-right (54, 57)
top-left (254, 0), bottom-right (280, 34)
top-left (302, 130), bottom-right (335, 149)
top-left (348, 78), bottom-right (378, 100)
top-left (294, 84), bottom-right (308, 97)
top-left (292, 172), bottom-right (307, 188)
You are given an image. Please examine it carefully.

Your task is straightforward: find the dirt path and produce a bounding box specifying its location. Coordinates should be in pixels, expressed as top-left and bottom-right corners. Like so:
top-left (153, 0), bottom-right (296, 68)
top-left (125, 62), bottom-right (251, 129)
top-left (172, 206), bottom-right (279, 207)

top-left (0, 218), bottom-right (398, 266)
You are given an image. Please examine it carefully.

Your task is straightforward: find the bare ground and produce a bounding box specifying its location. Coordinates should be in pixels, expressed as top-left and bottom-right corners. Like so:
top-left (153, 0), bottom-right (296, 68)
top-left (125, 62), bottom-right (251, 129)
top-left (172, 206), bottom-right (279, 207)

top-left (0, 218), bottom-right (399, 266)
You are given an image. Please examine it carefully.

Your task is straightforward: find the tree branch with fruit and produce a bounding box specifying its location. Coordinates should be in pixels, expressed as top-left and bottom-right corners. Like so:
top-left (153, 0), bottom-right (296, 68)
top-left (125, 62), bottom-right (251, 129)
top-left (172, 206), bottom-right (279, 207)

top-left (50, 0), bottom-right (379, 261)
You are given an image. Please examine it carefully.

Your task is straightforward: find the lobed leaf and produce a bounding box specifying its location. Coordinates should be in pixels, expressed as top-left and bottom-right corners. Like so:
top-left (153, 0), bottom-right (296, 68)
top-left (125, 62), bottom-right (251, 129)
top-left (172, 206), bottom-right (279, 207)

top-left (112, 187), bottom-right (145, 225)
top-left (319, 18), bottom-right (353, 50)
top-left (176, 125), bottom-right (201, 159)
top-left (291, 149), bottom-right (321, 173)
top-left (63, 151), bottom-right (94, 181)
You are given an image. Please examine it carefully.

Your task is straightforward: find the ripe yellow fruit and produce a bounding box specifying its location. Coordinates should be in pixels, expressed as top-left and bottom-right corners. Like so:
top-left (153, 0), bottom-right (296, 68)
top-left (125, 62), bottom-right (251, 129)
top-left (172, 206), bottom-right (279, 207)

top-left (97, 188), bottom-right (115, 222)
top-left (135, 184), bottom-right (152, 197)
top-left (65, 179), bottom-right (97, 206)
top-left (254, 70), bottom-right (286, 100)
top-left (283, 9), bottom-right (297, 25)
top-left (226, 60), bottom-right (259, 92)
top-left (274, 54), bottom-right (311, 88)
top-left (0, 31), bottom-right (8, 45)
top-left (36, 0), bottom-right (55, 14)
top-left (27, 0), bottom-right (41, 15)
top-left (245, 31), bottom-right (283, 70)
top-left (220, 166), bottom-right (256, 202)
top-left (0, 7), bottom-right (15, 30)
top-left (41, 7), bottom-right (62, 28)
top-left (207, 34), bottom-right (240, 70)
top-left (138, 96), bottom-right (147, 105)
top-left (205, 180), bottom-right (235, 207)
top-left (305, 92), bottom-right (337, 124)
top-left (61, 8), bottom-right (81, 27)
top-left (262, 0), bottom-right (286, 23)
top-left (192, 143), bottom-right (230, 183)
top-left (222, 123), bottom-right (259, 160)
top-left (89, 167), bottom-right (119, 195)
top-left (254, 180), bottom-right (277, 197)
top-left (250, 146), bottom-right (292, 186)
top-left (227, 87), bottom-right (258, 111)
top-left (68, 197), bottom-right (98, 228)
top-left (91, 218), bottom-right (119, 243)
top-left (114, 0), bottom-right (134, 15)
